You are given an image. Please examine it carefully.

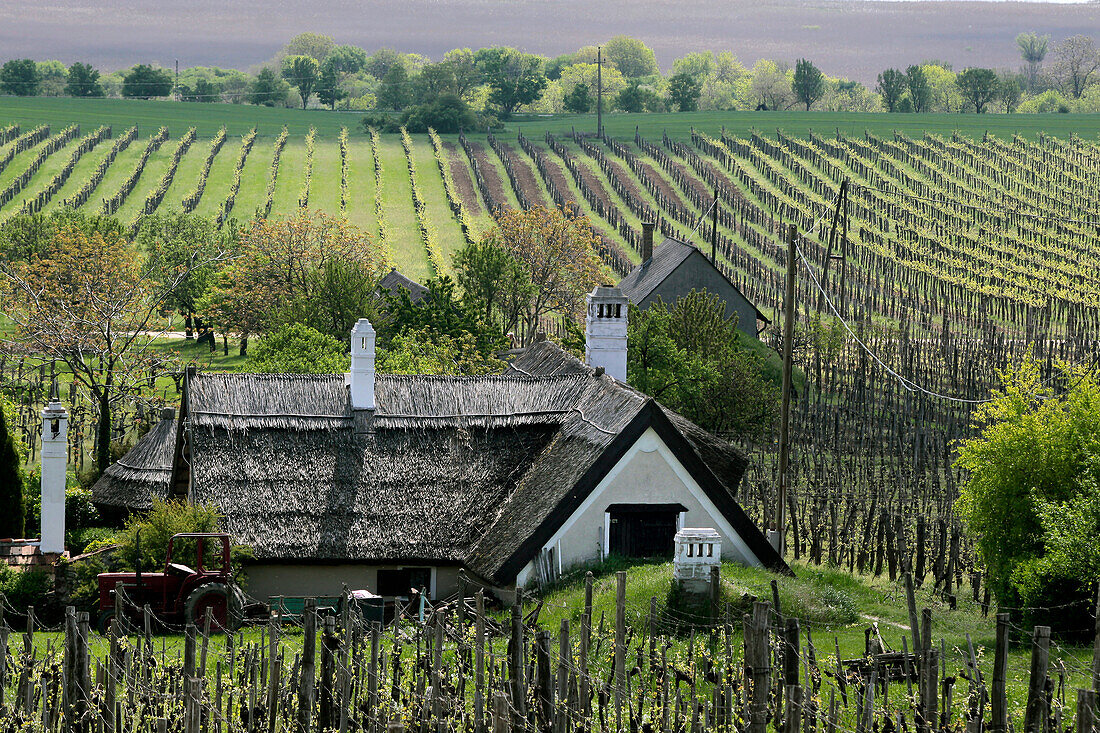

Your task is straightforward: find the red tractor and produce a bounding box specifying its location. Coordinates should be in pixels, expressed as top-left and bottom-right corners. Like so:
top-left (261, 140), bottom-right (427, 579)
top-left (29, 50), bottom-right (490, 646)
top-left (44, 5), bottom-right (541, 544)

top-left (97, 532), bottom-right (246, 634)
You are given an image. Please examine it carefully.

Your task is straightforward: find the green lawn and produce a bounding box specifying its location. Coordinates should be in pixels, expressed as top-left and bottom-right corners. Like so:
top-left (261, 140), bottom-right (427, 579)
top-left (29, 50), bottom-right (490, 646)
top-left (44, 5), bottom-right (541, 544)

top-left (507, 110), bottom-right (1100, 142)
top-left (0, 97), bottom-right (362, 140)
top-left (410, 135), bottom-right (467, 274)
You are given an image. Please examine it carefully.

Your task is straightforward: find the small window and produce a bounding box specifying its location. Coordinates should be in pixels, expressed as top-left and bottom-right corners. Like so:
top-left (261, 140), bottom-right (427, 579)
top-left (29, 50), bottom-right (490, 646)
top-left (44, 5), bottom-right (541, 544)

top-left (687, 544), bottom-right (694, 557)
top-left (706, 543), bottom-right (713, 557)
top-left (615, 304), bottom-right (621, 318)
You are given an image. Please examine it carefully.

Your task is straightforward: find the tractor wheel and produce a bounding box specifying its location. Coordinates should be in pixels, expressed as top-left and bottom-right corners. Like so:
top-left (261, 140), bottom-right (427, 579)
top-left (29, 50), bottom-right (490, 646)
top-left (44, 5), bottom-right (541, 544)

top-left (97, 609), bottom-right (116, 635)
top-left (184, 582), bottom-right (244, 632)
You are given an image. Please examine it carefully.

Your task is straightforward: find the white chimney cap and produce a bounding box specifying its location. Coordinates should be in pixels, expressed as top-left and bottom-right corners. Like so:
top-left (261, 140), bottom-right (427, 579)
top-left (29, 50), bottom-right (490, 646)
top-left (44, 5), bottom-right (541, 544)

top-left (352, 318), bottom-right (376, 336)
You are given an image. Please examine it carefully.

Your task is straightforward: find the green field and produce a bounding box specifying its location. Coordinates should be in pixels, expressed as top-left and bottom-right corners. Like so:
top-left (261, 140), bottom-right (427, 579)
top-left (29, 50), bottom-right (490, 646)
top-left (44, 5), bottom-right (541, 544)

top-left (5, 98), bottom-right (1100, 143)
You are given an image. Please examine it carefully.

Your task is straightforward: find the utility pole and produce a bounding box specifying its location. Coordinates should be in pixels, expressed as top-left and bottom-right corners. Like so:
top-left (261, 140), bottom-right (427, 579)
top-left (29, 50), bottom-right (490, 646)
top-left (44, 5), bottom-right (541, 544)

top-left (175, 59), bottom-right (179, 101)
top-left (596, 47), bottom-right (603, 139)
top-left (774, 224), bottom-right (798, 556)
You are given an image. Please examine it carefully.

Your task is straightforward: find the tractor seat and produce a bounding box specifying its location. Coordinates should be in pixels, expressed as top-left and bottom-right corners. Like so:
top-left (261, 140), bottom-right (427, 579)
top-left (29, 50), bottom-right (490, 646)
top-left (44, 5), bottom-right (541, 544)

top-left (167, 563), bottom-right (196, 578)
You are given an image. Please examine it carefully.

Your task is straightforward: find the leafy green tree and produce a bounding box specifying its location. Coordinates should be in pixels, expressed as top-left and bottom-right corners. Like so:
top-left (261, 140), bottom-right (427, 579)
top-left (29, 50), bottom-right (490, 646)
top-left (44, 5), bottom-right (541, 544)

top-left (248, 68), bottom-right (290, 107)
top-left (414, 62), bottom-right (459, 104)
top-left (602, 35), bottom-right (659, 78)
top-left (379, 328), bottom-right (503, 375)
top-left (956, 359), bottom-right (1100, 635)
top-left (453, 238), bottom-right (532, 334)
top-left (247, 323), bottom-right (349, 373)
top-left (115, 499), bottom-right (230, 572)
top-left (905, 65), bottom-right (932, 113)
top-left (377, 63), bottom-right (412, 111)
top-left (998, 72), bottom-right (1023, 112)
top-left (281, 55), bottom-right (320, 109)
top-left (317, 57), bottom-right (346, 110)
top-left (0, 400), bottom-right (24, 540)
top-left (136, 213), bottom-right (229, 335)
top-left (0, 59), bottom-right (40, 96)
top-left (401, 94), bottom-right (476, 133)
top-left (36, 61), bottom-right (67, 96)
top-left (476, 47), bottom-right (547, 115)
top-left (615, 82), bottom-right (662, 113)
top-left (278, 32), bottom-right (335, 63)
top-left (627, 291), bottom-right (779, 439)
top-left (65, 62), bottom-right (104, 97)
top-left (792, 58), bottom-right (825, 111)
top-left (364, 48), bottom-right (405, 79)
top-left (318, 45), bottom-right (367, 109)
top-left (667, 72), bottom-right (702, 111)
top-left (1017, 32), bottom-right (1050, 91)
top-left (384, 276), bottom-right (504, 358)
top-left (121, 64), bottom-right (173, 99)
top-left (876, 68), bottom-right (907, 112)
top-left (955, 67), bottom-right (999, 113)
top-left (182, 78), bottom-right (220, 102)
top-left (564, 82), bottom-right (592, 113)
top-left (442, 48), bottom-right (483, 100)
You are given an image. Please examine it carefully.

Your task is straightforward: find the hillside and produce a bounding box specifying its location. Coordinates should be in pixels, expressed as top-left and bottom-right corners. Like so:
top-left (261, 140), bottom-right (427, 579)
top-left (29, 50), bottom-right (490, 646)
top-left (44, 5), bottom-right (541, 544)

top-left (6, 0), bottom-right (1100, 83)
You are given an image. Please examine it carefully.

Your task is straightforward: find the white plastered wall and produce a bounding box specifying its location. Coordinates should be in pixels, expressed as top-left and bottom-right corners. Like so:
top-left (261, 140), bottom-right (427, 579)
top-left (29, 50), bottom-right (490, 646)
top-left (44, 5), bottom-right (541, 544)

top-left (516, 427), bottom-right (763, 586)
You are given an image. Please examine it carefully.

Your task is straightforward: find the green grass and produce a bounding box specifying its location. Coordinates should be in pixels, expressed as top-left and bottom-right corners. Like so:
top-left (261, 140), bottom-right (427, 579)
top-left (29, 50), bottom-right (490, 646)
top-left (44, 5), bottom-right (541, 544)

top-left (507, 110), bottom-right (1100, 142)
top-left (377, 136), bottom-right (432, 280)
top-left (0, 97), bottom-right (361, 140)
top-left (344, 134), bottom-right (378, 235)
top-left (521, 557), bottom-right (1093, 724)
top-left (410, 136), bottom-right (467, 272)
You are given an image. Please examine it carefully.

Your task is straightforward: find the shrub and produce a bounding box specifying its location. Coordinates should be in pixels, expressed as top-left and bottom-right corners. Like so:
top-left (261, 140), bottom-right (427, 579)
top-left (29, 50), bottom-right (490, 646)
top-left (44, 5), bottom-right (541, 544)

top-left (956, 358), bottom-right (1100, 638)
top-left (0, 566), bottom-right (53, 611)
top-left (246, 323), bottom-right (349, 374)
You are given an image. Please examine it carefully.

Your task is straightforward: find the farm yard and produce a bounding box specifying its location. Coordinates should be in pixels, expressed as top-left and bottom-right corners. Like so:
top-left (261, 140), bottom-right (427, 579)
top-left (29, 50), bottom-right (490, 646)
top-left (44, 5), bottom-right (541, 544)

top-left (0, 96), bottom-right (1099, 732)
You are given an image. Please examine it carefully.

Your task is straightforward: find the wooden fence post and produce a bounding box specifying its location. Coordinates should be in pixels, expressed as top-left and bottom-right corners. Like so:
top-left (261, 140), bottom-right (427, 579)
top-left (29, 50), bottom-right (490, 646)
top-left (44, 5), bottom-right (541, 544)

top-left (1024, 626), bottom-right (1052, 733)
top-left (297, 599), bottom-right (317, 733)
top-left (745, 601), bottom-right (771, 733)
top-left (475, 590), bottom-right (486, 733)
top-left (1076, 689), bottom-right (1096, 733)
top-left (990, 613), bottom-right (1010, 733)
top-left (614, 571), bottom-right (627, 733)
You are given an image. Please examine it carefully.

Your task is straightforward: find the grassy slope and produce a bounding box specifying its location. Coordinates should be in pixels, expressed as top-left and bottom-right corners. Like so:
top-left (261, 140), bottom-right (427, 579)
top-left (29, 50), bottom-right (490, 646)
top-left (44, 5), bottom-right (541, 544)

top-left (507, 110), bottom-right (1100, 142)
top-left (377, 136), bottom-right (432, 280)
top-left (528, 558), bottom-right (1093, 722)
top-left (229, 135), bottom-right (276, 220)
top-left (42, 130), bottom-right (122, 213)
top-left (410, 135), bottom-right (467, 272)
top-left (112, 136), bottom-right (174, 223)
top-left (344, 134), bottom-right (378, 236)
top-left (191, 131), bottom-right (242, 219)
top-left (268, 137), bottom-right (308, 218)
top-left (0, 97), bottom-right (359, 140)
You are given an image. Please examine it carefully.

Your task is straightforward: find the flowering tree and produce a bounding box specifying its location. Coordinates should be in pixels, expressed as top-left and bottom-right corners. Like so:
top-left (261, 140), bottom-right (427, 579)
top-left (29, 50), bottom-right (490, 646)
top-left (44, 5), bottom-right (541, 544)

top-left (480, 205), bottom-right (606, 345)
top-left (1, 226), bottom-right (225, 473)
top-left (200, 211), bottom-right (388, 352)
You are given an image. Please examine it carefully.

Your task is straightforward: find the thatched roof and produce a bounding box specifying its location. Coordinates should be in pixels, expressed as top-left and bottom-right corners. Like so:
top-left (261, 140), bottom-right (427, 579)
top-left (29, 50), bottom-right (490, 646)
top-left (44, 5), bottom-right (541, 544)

top-left (92, 412), bottom-right (177, 510)
top-left (99, 341), bottom-right (786, 580)
top-left (618, 237), bottom-right (768, 322)
top-left (379, 268), bottom-right (429, 304)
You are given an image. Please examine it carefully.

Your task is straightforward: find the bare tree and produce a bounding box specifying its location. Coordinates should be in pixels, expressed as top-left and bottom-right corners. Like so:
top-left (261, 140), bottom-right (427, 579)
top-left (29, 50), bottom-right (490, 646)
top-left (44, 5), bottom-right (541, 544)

top-left (1051, 34), bottom-right (1100, 99)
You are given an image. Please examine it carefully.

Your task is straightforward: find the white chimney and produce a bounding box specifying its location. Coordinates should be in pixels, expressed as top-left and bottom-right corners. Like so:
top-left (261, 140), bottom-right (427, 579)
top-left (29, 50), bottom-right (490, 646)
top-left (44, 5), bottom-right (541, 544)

top-left (585, 285), bottom-right (629, 383)
top-left (350, 318), bottom-right (376, 410)
top-left (40, 399), bottom-right (68, 554)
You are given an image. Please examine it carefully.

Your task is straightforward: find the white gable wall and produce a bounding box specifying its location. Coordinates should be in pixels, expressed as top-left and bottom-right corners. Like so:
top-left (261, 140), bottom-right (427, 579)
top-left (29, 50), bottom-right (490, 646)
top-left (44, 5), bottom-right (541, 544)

top-left (516, 427), bottom-right (762, 587)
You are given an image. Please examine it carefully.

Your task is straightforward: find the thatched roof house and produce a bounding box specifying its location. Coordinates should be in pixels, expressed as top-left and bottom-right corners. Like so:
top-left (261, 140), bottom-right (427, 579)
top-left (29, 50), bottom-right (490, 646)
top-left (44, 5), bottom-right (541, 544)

top-left (619, 224), bottom-right (768, 337)
top-left (94, 287), bottom-right (785, 601)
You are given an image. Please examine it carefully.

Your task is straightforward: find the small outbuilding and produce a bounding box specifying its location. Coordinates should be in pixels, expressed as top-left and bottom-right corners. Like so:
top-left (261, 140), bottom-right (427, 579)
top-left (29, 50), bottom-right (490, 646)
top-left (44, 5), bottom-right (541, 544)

top-left (618, 223), bottom-right (769, 338)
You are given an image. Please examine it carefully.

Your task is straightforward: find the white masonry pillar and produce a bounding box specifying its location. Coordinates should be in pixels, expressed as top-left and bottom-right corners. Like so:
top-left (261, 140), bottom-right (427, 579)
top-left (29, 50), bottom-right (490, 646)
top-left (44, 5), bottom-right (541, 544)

top-left (585, 285), bottom-right (629, 383)
top-left (40, 399), bottom-right (68, 554)
top-left (350, 318), bottom-right (376, 410)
